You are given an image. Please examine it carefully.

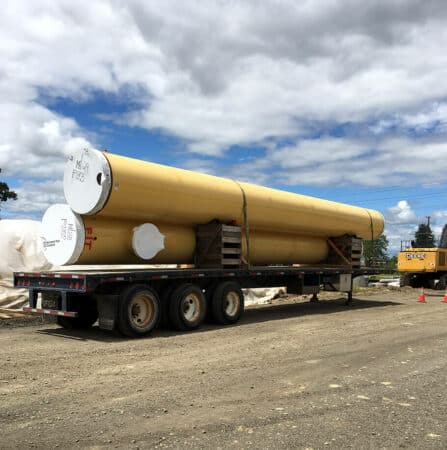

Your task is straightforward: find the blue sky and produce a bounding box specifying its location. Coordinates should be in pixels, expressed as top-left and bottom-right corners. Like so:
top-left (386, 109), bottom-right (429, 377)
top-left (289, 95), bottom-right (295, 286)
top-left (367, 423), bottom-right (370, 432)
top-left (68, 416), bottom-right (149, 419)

top-left (2, 0), bottom-right (447, 255)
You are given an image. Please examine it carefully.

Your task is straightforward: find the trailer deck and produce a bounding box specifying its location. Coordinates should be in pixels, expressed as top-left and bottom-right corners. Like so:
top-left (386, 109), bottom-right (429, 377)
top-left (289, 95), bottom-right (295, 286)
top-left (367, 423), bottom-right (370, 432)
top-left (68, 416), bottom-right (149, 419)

top-left (14, 265), bottom-right (379, 337)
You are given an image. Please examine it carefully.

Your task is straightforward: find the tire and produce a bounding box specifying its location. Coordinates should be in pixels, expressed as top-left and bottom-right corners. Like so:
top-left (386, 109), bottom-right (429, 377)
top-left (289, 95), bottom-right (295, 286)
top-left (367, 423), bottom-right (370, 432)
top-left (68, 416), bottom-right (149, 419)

top-left (399, 273), bottom-right (411, 287)
top-left (117, 285), bottom-right (160, 338)
top-left (56, 295), bottom-right (98, 329)
top-left (436, 275), bottom-right (447, 290)
top-left (211, 281), bottom-right (244, 325)
top-left (400, 273), bottom-right (422, 288)
top-left (168, 284), bottom-right (206, 331)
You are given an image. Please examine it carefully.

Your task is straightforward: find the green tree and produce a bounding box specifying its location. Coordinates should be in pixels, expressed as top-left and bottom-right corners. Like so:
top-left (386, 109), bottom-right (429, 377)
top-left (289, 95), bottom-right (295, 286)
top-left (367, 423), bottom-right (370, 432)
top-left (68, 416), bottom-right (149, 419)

top-left (439, 224), bottom-right (447, 248)
top-left (363, 234), bottom-right (389, 266)
top-left (383, 255), bottom-right (398, 271)
top-left (414, 223), bottom-right (435, 248)
top-left (0, 169), bottom-right (17, 212)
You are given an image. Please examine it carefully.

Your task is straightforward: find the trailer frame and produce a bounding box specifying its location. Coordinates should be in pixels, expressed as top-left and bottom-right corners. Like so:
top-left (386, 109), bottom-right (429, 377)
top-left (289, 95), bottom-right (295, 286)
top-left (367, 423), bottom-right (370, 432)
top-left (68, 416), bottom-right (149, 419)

top-left (15, 265), bottom-right (378, 336)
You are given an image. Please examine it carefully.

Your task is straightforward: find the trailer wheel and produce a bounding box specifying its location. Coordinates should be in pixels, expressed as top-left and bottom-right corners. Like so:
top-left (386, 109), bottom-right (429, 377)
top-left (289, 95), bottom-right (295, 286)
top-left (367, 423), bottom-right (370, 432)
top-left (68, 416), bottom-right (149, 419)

top-left (117, 285), bottom-right (160, 338)
top-left (56, 295), bottom-right (98, 329)
top-left (168, 284), bottom-right (206, 331)
top-left (211, 281), bottom-right (244, 325)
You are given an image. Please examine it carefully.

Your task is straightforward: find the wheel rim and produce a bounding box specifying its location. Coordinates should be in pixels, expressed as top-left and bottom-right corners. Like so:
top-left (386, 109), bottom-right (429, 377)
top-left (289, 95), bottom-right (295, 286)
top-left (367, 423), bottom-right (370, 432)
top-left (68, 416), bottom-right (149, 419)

top-left (129, 292), bottom-right (156, 329)
top-left (224, 291), bottom-right (240, 317)
top-left (182, 293), bottom-right (201, 323)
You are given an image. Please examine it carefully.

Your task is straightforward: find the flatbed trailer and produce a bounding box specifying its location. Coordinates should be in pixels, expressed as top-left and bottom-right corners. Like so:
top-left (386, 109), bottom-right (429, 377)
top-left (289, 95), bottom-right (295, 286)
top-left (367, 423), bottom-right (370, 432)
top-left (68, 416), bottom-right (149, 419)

top-left (14, 265), bottom-right (377, 337)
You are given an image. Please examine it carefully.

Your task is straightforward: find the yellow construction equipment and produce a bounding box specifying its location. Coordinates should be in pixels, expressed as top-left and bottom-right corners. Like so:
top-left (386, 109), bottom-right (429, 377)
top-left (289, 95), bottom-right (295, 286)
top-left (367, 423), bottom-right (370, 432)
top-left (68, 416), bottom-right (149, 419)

top-left (398, 247), bottom-right (447, 289)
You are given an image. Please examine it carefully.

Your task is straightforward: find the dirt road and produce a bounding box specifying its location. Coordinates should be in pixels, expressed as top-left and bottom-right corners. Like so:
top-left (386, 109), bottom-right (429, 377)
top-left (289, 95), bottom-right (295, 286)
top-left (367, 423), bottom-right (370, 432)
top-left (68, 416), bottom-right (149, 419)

top-left (1, 288), bottom-right (446, 449)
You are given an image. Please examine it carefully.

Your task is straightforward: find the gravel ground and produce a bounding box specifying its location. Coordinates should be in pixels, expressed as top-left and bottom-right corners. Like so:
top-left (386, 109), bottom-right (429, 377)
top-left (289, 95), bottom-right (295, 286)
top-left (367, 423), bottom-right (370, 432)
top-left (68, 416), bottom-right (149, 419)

top-left (1, 287), bottom-right (446, 449)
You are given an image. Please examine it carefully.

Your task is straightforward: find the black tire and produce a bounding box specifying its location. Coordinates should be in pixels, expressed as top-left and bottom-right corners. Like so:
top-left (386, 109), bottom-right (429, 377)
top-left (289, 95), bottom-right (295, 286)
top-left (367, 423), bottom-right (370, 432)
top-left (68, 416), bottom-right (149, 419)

top-left (436, 275), bottom-right (447, 290)
top-left (117, 285), bottom-right (160, 338)
top-left (56, 295), bottom-right (98, 329)
top-left (211, 281), bottom-right (244, 325)
top-left (400, 273), bottom-right (411, 287)
top-left (168, 284), bottom-right (206, 331)
top-left (400, 273), bottom-right (423, 288)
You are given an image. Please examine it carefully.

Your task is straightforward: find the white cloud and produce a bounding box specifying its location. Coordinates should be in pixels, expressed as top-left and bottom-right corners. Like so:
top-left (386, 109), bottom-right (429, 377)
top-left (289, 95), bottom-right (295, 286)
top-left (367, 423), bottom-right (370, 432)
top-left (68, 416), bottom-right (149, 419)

top-left (370, 102), bottom-right (447, 135)
top-left (202, 136), bottom-right (447, 188)
top-left (0, 102), bottom-right (92, 178)
top-left (432, 210), bottom-right (447, 223)
top-left (2, 1), bottom-right (447, 218)
top-left (3, 180), bottom-right (64, 219)
top-left (383, 205), bottom-right (447, 255)
top-left (384, 222), bottom-right (417, 255)
top-left (385, 200), bottom-right (417, 224)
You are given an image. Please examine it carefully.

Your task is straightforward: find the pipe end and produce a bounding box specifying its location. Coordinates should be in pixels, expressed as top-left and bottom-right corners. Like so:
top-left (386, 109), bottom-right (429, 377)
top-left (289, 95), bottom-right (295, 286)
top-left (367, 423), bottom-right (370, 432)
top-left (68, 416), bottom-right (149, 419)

top-left (63, 148), bottom-right (111, 215)
top-left (41, 204), bottom-right (85, 266)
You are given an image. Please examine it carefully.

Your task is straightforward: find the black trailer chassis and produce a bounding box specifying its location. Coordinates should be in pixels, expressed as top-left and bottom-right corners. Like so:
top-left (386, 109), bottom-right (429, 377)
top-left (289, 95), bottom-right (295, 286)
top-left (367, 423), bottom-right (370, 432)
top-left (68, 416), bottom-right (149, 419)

top-left (14, 266), bottom-right (376, 337)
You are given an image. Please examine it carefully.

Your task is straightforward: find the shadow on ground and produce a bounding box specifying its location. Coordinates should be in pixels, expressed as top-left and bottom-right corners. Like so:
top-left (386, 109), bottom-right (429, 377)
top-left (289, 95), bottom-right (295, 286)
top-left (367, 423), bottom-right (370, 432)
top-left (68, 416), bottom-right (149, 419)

top-left (35, 296), bottom-right (402, 342)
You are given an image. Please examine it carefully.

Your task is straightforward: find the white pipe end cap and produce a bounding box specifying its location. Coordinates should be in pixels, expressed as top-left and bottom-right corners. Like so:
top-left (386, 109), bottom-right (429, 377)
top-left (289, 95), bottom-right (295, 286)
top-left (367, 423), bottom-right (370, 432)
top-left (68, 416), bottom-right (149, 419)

top-left (41, 204), bottom-right (85, 266)
top-left (63, 148), bottom-right (111, 215)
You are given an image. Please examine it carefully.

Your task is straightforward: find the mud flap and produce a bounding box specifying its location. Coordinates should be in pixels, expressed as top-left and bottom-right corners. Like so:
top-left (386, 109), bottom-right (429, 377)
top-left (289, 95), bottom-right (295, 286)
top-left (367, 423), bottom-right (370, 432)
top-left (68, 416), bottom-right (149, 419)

top-left (97, 295), bottom-right (119, 330)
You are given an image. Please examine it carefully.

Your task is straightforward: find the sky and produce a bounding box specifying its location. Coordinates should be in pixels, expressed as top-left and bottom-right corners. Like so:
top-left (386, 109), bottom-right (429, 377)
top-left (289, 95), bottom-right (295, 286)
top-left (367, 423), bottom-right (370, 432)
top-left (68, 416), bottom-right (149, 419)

top-left (1, 0), bottom-right (447, 256)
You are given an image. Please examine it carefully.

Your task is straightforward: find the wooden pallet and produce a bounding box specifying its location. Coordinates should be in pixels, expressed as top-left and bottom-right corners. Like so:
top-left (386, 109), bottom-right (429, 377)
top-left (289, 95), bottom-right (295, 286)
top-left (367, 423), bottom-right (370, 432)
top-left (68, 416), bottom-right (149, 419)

top-left (327, 235), bottom-right (363, 268)
top-left (195, 223), bottom-right (242, 269)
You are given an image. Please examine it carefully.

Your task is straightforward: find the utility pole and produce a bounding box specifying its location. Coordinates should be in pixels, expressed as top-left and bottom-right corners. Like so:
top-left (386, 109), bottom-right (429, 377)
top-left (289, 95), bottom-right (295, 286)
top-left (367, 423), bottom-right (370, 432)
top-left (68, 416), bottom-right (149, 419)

top-left (426, 216), bottom-right (431, 227)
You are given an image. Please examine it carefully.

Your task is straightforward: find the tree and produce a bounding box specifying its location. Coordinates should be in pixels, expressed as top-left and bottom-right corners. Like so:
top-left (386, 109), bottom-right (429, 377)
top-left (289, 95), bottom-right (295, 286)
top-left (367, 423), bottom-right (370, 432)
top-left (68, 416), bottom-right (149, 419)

top-left (0, 168), bottom-right (17, 212)
top-left (439, 224), bottom-right (447, 248)
top-left (414, 223), bottom-right (435, 248)
top-left (383, 255), bottom-right (398, 271)
top-left (363, 234), bottom-right (389, 266)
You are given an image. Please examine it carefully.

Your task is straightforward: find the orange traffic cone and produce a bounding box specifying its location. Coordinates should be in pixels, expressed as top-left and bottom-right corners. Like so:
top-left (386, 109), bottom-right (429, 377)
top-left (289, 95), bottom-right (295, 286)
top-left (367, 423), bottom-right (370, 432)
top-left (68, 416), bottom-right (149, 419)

top-left (418, 287), bottom-right (426, 303)
top-left (442, 289), bottom-right (447, 303)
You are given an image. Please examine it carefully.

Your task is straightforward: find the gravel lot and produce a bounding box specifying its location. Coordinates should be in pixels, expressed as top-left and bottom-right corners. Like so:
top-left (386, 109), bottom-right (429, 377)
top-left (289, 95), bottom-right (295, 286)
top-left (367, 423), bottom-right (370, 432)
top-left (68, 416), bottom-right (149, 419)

top-left (1, 287), bottom-right (446, 449)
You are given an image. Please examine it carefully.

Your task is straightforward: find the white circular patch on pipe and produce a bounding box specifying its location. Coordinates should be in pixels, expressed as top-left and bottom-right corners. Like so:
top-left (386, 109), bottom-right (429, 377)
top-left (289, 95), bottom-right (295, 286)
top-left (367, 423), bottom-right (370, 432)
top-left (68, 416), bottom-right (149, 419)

top-left (63, 148), bottom-right (112, 215)
top-left (41, 204), bottom-right (85, 265)
top-left (132, 224), bottom-right (165, 259)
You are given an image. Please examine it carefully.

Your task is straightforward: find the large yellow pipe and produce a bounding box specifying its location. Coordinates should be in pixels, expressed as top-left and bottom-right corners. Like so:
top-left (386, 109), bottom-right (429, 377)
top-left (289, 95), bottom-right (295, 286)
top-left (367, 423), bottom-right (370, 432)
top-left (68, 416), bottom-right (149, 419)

top-left (64, 149), bottom-right (384, 239)
top-left (245, 231), bottom-right (328, 265)
top-left (41, 205), bottom-right (328, 266)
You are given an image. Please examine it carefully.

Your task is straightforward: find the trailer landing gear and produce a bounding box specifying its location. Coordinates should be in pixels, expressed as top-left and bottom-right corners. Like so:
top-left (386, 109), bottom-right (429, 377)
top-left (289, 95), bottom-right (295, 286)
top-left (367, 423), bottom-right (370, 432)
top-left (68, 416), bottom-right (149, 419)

top-left (345, 291), bottom-right (353, 306)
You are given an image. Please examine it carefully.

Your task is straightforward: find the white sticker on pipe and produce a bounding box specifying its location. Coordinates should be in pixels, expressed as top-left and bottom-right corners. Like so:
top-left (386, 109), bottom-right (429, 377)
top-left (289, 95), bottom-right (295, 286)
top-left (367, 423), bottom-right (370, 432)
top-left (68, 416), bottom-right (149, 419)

top-left (132, 224), bottom-right (166, 259)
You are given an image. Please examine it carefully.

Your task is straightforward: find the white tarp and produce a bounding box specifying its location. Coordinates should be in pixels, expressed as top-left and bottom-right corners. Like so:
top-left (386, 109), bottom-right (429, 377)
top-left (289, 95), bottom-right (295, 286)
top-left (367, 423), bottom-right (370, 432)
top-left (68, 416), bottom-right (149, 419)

top-left (0, 220), bottom-right (51, 276)
top-left (243, 287), bottom-right (286, 306)
top-left (0, 220), bottom-right (51, 312)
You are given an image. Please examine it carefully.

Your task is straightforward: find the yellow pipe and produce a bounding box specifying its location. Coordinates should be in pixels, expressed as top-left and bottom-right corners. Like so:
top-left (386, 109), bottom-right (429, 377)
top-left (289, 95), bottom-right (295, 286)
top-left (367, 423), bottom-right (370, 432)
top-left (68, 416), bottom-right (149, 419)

top-left (41, 205), bottom-right (329, 266)
top-left (243, 231), bottom-right (328, 265)
top-left (64, 149), bottom-right (384, 240)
